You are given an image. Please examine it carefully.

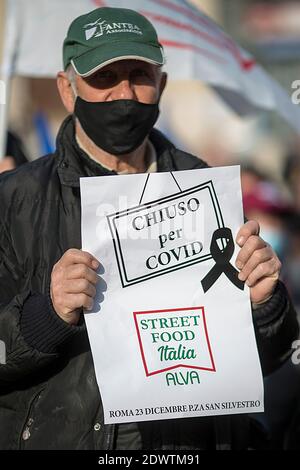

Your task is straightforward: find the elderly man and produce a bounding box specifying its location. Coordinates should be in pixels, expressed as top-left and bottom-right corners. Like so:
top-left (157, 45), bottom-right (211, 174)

top-left (0, 7), bottom-right (298, 450)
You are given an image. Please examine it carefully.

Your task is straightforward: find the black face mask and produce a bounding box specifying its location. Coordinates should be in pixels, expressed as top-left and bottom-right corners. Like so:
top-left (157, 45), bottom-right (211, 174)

top-left (74, 97), bottom-right (160, 155)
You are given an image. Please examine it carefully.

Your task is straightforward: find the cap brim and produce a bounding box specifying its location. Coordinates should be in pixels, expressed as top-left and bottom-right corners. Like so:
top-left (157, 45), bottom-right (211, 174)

top-left (71, 42), bottom-right (164, 77)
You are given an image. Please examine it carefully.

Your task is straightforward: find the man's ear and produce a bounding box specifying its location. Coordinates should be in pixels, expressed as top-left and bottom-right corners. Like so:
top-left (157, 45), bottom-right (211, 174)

top-left (57, 71), bottom-right (76, 114)
top-left (159, 72), bottom-right (168, 99)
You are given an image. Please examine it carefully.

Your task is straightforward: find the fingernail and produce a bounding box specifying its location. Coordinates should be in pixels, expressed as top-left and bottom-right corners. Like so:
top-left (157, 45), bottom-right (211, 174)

top-left (238, 272), bottom-right (245, 281)
top-left (236, 261), bottom-right (243, 270)
top-left (92, 260), bottom-right (100, 269)
top-left (237, 237), bottom-right (245, 246)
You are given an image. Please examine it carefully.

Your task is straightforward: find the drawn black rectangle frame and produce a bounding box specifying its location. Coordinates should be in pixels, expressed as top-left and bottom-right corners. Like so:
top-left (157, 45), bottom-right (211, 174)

top-left (107, 180), bottom-right (224, 288)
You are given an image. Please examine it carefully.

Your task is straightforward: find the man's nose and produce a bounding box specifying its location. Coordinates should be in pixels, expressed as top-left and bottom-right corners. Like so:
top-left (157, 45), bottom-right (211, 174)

top-left (113, 79), bottom-right (136, 100)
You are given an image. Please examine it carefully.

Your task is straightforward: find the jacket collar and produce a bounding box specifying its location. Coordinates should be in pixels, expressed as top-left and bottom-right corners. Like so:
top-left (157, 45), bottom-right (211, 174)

top-left (56, 115), bottom-right (177, 188)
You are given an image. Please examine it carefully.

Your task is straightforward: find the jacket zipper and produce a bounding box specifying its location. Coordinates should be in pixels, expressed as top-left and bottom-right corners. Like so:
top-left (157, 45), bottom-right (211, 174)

top-left (18, 388), bottom-right (45, 449)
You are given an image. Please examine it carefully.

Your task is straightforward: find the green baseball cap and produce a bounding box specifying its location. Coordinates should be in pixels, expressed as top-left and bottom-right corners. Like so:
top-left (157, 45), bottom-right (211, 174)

top-left (63, 7), bottom-right (165, 77)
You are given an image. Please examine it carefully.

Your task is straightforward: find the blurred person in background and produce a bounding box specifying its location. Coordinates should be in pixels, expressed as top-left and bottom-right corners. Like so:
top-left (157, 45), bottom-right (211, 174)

top-left (243, 178), bottom-right (300, 313)
top-left (243, 180), bottom-right (293, 262)
top-left (241, 164), bottom-right (268, 198)
top-left (243, 177), bottom-right (300, 449)
top-left (284, 214), bottom-right (300, 315)
top-left (0, 131), bottom-right (28, 173)
top-left (282, 151), bottom-right (300, 314)
top-left (284, 150), bottom-right (300, 213)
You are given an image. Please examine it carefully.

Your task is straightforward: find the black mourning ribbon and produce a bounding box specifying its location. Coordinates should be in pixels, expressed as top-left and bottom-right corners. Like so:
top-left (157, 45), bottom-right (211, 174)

top-left (201, 227), bottom-right (244, 293)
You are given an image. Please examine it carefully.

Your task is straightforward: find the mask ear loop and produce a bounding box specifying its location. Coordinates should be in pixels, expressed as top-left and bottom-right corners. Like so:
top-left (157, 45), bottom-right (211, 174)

top-left (139, 171), bottom-right (183, 205)
top-left (70, 80), bottom-right (78, 98)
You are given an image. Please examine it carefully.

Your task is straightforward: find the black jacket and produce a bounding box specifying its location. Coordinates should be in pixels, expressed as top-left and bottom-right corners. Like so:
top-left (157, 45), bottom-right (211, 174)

top-left (0, 116), bottom-right (298, 450)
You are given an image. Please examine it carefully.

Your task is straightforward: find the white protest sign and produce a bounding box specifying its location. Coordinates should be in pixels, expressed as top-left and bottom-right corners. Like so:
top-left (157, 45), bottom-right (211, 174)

top-left (80, 166), bottom-right (264, 424)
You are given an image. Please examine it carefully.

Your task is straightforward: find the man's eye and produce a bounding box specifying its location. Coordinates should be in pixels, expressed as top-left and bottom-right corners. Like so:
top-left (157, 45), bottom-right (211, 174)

top-left (87, 70), bottom-right (117, 87)
top-left (131, 69), bottom-right (153, 82)
top-left (132, 69), bottom-right (148, 77)
top-left (94, 71), bottom-right (115, 80)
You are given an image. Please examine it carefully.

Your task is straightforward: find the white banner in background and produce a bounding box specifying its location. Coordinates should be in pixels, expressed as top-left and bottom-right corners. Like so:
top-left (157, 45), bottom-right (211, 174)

top-left (3, 0), bottom-right (300, 133)
top-left (80, 166), bottom-right (264, 424)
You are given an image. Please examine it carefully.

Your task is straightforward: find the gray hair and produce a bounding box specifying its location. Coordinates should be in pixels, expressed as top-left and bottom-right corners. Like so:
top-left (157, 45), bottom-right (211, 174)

top-left (66, 64), bottom-right (77, 96)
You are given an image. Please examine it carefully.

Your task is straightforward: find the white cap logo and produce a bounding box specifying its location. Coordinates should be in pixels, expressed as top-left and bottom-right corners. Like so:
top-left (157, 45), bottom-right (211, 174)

top-left (84, 17), bottom-right (142, 41)
top-left (84, 17), bottom-right (107, 40)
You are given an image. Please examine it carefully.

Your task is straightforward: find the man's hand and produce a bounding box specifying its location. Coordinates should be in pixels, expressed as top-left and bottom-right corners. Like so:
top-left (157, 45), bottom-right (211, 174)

top-left (50, 249), bottom-right (100, 325)
top-left (235, 220), bottom-right (281, 304)
top-left (0, 156), bottom-right (15, 173)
